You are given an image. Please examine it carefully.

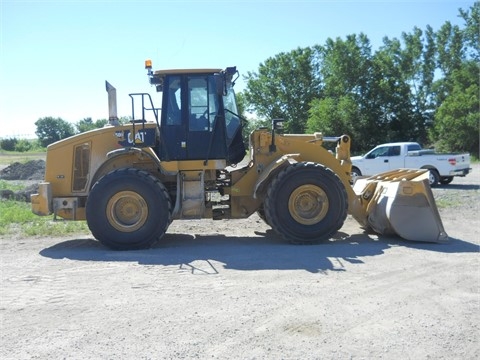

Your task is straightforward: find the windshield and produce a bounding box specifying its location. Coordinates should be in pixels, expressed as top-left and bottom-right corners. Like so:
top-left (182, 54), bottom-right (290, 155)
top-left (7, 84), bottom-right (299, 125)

top-left (223, 86), bottom-right (241, 141)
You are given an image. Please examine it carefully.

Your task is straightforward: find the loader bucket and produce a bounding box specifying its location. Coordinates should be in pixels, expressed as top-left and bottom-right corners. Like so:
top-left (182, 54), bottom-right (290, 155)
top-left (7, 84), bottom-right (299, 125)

top-left (353, 169), bottom-right (448, 243)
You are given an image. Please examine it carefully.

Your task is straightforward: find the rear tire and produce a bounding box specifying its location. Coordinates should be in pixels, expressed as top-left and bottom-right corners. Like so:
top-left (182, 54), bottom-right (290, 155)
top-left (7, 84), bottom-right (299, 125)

top-left (440, 176), bottom-right (453, 185)
top-left (86, 168), bottom-right (172, 250)
top-left (264, 162), bottom-right (348, 244)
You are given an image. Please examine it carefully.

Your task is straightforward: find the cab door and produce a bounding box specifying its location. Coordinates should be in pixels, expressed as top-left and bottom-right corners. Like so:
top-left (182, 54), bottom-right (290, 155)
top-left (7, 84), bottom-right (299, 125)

top-left (160, 75), bottom-right (187, 160)
top-left (185, 75), bottom-right (226, 160)
top-left (160, 74), bottom-right (227, 161)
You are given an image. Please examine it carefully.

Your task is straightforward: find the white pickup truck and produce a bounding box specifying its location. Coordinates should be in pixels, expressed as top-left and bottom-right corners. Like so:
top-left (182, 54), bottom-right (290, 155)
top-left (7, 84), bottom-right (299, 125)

top-left (351, 142), bottom-right (471, 186)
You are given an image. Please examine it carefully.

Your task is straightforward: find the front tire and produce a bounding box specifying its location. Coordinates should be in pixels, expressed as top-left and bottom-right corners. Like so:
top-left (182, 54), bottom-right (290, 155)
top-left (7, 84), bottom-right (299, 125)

top-left (351, 166), bottom-right (362, 184)
top-left (256, 204), bottom-right (270, 225)
top-left (428, 169), bottom-right (440, 187)
top-left (86, 168), bottom-right (172, 250)
top-left (264, 162), bottom-right (348, 244)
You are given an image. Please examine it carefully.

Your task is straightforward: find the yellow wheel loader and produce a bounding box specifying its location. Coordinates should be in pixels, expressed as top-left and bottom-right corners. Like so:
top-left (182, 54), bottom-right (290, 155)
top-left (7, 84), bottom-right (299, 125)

top-left (31, 61), bottom-right (448, 250)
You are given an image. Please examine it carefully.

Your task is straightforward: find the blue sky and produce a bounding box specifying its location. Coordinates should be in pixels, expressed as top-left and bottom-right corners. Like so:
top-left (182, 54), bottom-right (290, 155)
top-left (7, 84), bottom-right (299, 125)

top-left (0, 0), bottom-right (473, 138)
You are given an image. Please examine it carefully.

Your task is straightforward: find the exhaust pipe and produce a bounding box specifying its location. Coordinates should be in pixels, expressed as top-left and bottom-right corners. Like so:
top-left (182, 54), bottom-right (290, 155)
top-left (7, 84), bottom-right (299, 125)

top-left (105, 81), bottom-right (119, 126)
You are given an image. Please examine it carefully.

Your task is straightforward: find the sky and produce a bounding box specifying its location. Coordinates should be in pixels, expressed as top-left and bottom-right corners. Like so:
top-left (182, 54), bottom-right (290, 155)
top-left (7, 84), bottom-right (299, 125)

top-left (0, 0), bottom-right (474, 138)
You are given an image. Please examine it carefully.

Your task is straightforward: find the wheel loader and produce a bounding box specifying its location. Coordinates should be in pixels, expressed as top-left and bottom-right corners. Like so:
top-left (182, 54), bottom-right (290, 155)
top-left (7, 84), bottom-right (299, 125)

top-left (31, 60), bottom-right (448, 250)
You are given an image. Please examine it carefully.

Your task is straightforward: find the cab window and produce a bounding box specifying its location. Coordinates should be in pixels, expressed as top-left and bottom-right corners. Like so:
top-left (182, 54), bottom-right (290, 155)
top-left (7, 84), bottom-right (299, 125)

top-left (165, 76), bottom-right (181, 125)
top-left (188, 76), bottom-right (218, 131)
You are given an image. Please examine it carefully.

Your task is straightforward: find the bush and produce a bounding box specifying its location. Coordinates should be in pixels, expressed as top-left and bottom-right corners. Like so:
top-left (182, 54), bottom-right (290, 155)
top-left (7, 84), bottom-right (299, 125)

top-left (0, 137), bottom-right (18, 151)
top-left (14, 139), bottom-right (33, 152)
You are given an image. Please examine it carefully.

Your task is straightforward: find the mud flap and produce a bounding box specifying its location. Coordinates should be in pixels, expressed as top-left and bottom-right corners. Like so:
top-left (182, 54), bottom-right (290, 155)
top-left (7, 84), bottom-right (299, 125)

top-left (354, 169), bottom-right (449, 243)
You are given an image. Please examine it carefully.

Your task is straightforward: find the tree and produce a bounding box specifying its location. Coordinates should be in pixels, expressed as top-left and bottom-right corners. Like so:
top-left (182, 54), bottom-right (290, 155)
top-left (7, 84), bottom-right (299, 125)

top-left (436, 21), bottom-right (464, 77)
top-left (35, 117), bottom-right (75, 147)
top-left (365, 28), bottom-right (435, 146)
top-left (459, 1), bottom-right (480, 62)
top-left (429, 61), bottom-right (479, 157)
top-left (309, 34), bottom-right (380, 151)
top-left (75, 117), bottom-right (108, 133)
top-left (0, 137), bottom-right (18, 151)
top-left (75, 117), bottom-right (95, 133)
top-left (14, 139), bottom-right (33, 152)
top-left (244, 3), bottom-right (476, 155)
top-left (244, 47), bottom-right (320, 133)
top-left (429, 3), bottom-right (479, 157)
top-left (307, 95), bottom-right (360, 137)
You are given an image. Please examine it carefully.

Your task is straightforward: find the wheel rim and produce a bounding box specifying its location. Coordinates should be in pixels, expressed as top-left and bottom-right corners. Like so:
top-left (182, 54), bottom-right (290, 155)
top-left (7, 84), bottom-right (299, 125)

top-left (351, 171), bottom-right (360, 184)
top-left (106, 191), bottom-right (148, 232)
top-left (288, 185), bottom-right (329, 225)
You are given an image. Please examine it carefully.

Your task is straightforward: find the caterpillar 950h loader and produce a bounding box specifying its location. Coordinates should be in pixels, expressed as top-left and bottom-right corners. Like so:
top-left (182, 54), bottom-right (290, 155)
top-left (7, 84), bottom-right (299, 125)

top-left (31, 61), bottom-right (448, 250)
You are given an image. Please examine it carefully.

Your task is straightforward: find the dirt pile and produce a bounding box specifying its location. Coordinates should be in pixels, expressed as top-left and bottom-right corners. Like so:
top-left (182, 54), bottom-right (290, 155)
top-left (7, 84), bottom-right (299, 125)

top-left (0, 160), bottom-right (45, 202)
top-left (0, 160), bottom-right (45, 180)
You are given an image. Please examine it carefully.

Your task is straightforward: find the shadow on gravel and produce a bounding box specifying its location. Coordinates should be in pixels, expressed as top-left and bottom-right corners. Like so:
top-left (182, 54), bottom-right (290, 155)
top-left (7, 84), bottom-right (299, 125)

top-left (435, 183), bottom-right (479, 190)
top-left (39, 230), bottom-right (479, 273)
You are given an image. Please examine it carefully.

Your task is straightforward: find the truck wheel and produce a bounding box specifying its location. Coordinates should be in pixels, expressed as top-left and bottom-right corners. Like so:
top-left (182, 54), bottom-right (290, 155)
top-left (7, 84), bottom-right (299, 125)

top-left (86, 168), bottom-right (172, 250)
top-left (428, 169), bottom-right (440, 187)
top-left (264, 162), bottom-right (348, 244)
top-left (351, 167), bottom-right (362, 184)
top-left (440, 176), bottom-right (453, 185)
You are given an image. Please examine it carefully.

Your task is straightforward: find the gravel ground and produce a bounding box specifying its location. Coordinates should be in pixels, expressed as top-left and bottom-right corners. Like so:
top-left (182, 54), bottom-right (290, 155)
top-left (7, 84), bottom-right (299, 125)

top-left (0, 164), bottom-right (479, 359)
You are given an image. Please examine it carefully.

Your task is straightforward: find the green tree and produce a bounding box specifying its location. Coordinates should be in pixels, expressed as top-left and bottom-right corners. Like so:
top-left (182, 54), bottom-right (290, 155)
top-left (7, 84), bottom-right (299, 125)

top-left (429, 61), bottom-right (479, 157)
top-left (307, 95), bottom-right (360, 136)
top-left (309, 34), bottom-right (379, 151)
top-left (429, 3), bottom-right (479, 157)
top-left (459, 1), bottom-right (480, 62)
top-left (75, 117), bottom-right (109, 133)
top-left (365, 27), bottom-right (436, 146)
top-left (236, 91), bottom-right (270, 145)
top-left (75, 117), bottom-right (95, 133)
top-left (14, 139), bottom-right (32, 152)
top-left (244, 47), bottom-right (320, 133)
top-left (0, 137), bottom-right (18, 151)
top-left (245, 3), bottom-right (476, 155)
top-left (436, 21), bottom-right (464, 77)
top-left (35, 117), bottom-right (75, 147)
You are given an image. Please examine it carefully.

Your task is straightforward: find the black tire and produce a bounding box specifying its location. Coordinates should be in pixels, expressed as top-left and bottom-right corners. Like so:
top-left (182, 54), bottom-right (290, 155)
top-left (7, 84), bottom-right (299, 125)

top-left (427, 169), bottom-right (440, 187)
top-left (256, 204), bottom-right (270, 225)
top-left (440, 176), bottom-right (454, 185)
top-left (86, 168), bottom-right (172, 250)
top-left (264, 162), bottom-right (348, 244)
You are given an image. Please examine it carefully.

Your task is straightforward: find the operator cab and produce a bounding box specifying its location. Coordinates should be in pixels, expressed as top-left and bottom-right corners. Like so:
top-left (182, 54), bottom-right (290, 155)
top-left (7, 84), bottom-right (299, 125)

top-left (147, 62), bottom-right (245, 165)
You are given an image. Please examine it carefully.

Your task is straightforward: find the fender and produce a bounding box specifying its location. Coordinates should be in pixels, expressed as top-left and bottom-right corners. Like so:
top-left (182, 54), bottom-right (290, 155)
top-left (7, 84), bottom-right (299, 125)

top-left (91, 147), bottom-right (162, 187)
top-left (253, 154), bottom-right (299, 199)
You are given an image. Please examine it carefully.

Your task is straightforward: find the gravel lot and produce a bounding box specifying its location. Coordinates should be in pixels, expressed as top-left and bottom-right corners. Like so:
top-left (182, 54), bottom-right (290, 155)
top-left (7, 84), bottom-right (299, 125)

top-left (1, 164), bottom-right (479, 359)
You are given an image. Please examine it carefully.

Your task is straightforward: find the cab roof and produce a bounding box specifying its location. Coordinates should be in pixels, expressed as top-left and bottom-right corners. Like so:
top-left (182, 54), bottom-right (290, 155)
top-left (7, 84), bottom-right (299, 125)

top-left (153, 68), bottom-right (222, 76)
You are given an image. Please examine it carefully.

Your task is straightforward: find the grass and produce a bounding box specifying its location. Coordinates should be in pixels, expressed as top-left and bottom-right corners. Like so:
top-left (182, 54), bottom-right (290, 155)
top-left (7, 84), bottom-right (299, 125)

top-left (0, 150), bottom-right (46, 165)
top-left (0, 154), bottom-right (89, 237)
top-left (434, 197), bottom-right (463, 209)
top-left (0, 179), bottom-right (24, 192)
top-left (0, 150), bottom-right (90, 238)
top-left (1, 154), bottom-right (89, 238)
top-left (0, 195), bottom-right (90, 238)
